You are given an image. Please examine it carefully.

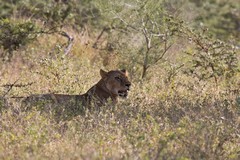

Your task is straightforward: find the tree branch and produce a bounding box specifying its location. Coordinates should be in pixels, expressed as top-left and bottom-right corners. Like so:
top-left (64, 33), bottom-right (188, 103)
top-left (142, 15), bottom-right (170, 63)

top-left (154, 43), bottom-right (173, 64)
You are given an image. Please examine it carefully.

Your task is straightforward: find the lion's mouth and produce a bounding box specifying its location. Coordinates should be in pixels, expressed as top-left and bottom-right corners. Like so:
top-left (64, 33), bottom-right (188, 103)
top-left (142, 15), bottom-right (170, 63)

top-left (118, 90), bottom-right (129, 98)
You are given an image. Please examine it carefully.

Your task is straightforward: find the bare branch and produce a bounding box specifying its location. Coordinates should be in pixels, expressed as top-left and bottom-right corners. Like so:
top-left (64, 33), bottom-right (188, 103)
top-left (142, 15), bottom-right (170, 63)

top-left (59, 31), bottom-right (74, 55)
top-left (154, 43), bottom-right (173, 64)
top-left (2, 82), bottom-right (35, 88)
top-left (93, 27), bottom-right (109, 49)
top-left (2, 78), bottom-right (20, 97)
top-left (112, 11), bottom-right (139, 31)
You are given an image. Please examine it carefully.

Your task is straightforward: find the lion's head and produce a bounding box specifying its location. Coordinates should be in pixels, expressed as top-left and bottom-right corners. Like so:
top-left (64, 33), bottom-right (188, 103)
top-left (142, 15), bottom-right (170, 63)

top-left (100, 69), bottom-right (131, 98)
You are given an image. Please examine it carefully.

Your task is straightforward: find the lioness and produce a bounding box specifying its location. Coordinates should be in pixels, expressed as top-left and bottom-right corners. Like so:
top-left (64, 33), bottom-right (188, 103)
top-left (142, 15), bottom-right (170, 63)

top-left (23, 69), bottom-right (131, 109)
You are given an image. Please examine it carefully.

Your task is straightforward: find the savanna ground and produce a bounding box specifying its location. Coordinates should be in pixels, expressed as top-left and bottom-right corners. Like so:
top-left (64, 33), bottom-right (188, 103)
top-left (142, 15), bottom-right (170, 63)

top-left (0, 0), bottom-right (240, 159)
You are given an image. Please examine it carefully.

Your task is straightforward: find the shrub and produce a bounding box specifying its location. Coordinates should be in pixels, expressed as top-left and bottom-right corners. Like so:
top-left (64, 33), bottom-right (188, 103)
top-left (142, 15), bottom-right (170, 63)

top-left (0, 19), bottom-right (39, 60)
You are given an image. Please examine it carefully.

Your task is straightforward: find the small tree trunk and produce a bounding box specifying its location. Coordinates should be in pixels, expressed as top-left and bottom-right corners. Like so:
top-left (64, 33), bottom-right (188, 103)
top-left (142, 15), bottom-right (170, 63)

top-left (142, 65), bottom-right (148, 79)
top-left (141, 30), bottom-right (151, 79)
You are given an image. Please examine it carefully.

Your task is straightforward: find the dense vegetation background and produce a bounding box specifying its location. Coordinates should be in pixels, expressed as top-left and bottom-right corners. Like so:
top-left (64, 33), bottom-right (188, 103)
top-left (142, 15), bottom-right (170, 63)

top-left (0, 0), bottom-right (239, 159)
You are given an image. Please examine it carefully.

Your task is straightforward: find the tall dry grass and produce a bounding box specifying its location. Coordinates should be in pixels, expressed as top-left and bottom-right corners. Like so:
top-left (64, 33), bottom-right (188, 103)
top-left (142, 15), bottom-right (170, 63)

top-left (0, 28), bottom-right (240, 160)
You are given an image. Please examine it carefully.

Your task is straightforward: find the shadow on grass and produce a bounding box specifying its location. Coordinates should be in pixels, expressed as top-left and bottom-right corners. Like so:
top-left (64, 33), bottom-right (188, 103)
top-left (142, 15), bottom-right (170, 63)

top-left (0, 96), bottom-right (8, 113)
top-left (2, 95), bottom-right (91, 122)
top-left (24, 97), bottom-right (89, 122)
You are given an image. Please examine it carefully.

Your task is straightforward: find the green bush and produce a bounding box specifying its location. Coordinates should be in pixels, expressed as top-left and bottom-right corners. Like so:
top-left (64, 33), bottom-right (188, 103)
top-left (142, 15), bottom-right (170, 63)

top-left (189, 0), bottom-right (240, 42)
top-left (0, 19), bottom-right (39, 60)
top-left (0, 0), bottom-right (103, 31)
top-left (181, 26), bottom-right (239, 85)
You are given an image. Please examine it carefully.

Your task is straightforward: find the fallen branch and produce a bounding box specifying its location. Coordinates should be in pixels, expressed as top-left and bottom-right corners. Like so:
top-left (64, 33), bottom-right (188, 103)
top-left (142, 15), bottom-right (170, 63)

top-left (2, 78), bottom-right (20, 97)
top-left (2, 81), bottom-right (35, 97)
top-left (59, 31), bottom-right (74, 55)
top-left (2, 82), bottom-right (35, 88)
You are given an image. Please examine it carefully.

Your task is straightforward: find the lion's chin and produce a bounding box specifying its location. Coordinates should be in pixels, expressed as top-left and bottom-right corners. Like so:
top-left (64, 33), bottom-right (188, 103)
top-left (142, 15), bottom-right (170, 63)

top-left (118, 90), bottom-right (128, 98)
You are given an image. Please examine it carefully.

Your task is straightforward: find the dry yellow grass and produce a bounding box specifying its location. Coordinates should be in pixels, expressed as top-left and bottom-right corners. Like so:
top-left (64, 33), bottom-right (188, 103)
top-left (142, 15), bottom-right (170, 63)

top-left (0, 26), bottom-right (240, 160)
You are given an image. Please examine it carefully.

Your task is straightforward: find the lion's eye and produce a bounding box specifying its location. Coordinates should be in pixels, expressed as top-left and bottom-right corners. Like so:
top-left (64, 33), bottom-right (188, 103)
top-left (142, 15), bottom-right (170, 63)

top-left (115, 77), bottom-right (121, 81)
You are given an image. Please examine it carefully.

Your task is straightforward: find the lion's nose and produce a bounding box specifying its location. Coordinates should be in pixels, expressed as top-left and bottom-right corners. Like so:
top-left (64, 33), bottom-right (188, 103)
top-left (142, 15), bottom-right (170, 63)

top-left (125, 83), bottom-right (131, 90)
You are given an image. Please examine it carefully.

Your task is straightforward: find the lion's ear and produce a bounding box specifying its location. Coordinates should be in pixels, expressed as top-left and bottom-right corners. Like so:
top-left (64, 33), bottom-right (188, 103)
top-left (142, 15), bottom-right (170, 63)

top-left (121, 69), bottom-right (126, 73)
top-left (121, 69), bottom-right (129, 77)
top-left (100, 69), bottom-right (108, 78)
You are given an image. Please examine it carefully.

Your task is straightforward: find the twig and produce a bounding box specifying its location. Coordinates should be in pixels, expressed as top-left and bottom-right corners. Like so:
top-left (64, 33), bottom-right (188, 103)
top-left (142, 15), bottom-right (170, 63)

top-left (154, 43), bottom-right (173, 64)
top-left (2, 78), bottom-right (20, 97)
top-left (92, 26), bottom-right (110, 49)
top-left (2, 82), bottom-right (35, 88)
top-left (59, 31), bottom-right (74, 55)
top-left (2, 81), bottom-right (34, 98)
